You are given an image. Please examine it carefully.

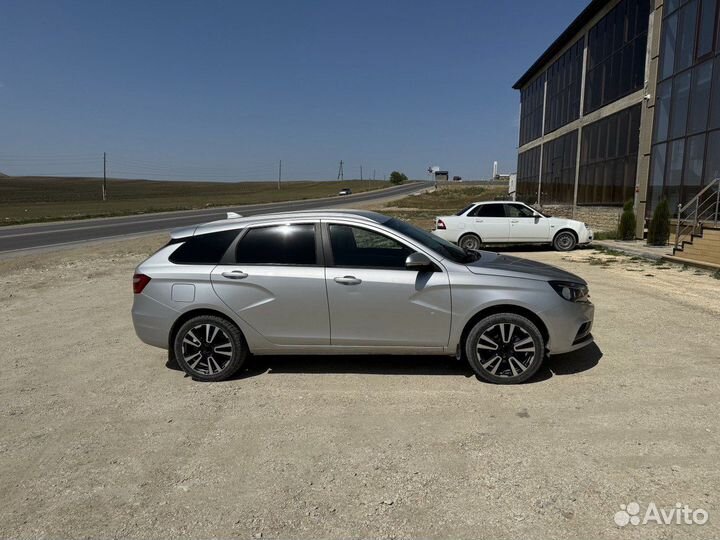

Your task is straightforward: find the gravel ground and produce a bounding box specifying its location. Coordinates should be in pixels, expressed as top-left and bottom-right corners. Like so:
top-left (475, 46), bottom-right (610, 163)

top-left (1, 236), bottom-right (719, 539)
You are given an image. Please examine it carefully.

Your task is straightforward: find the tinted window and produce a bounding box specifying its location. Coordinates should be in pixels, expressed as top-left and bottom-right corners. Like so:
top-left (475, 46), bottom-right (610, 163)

top-left (235, 224), bottom-right (316, 265)
top-left (504, 204), bottom-right (535, 218)
top-left (455, 204), bottom-right (476, 216)
top-left (473, 204), bottom-right (506, 217)
top-left (329, 225), bottom-right (412, 268)
top-left (169, 230), bottom-right (239, 265)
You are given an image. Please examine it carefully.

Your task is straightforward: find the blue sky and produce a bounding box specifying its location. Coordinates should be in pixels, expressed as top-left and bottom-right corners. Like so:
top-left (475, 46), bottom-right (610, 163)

top-left (0, 0), bottom-right (587, 181)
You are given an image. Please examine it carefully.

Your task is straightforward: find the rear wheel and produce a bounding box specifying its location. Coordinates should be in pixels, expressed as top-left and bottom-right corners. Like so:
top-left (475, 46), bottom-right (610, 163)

top-left (553, 231), bottom-right (577, 251)
top-left (173, 315), bottom-right (247, 382)
top-left (459, 233), bottom-right (482, 251)
top-left (464, 313), bottom-right (544, 384)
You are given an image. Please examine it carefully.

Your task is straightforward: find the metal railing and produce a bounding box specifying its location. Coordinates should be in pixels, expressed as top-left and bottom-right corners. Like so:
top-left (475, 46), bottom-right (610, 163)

top-left (674, 178), bottom-right (720, 251)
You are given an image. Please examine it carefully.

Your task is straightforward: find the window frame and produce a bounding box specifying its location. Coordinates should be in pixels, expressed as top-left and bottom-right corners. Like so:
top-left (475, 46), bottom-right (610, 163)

top-left (469, 203), bottom-right (507, 218)
top-left (220, 221), bottom-right (324, 267)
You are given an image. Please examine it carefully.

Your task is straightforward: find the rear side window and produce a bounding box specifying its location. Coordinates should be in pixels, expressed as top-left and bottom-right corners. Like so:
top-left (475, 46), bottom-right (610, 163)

top-left (235, 224), bottom-right (317, 265)
top-left (169, 230), bottom-right (239, 264)
top-left (471, 204), bottom-right (506, 217)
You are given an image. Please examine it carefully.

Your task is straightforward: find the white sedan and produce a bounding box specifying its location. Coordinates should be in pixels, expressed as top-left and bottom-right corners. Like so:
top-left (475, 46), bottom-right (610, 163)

top-left (432, 201), bottom-right (593, 251)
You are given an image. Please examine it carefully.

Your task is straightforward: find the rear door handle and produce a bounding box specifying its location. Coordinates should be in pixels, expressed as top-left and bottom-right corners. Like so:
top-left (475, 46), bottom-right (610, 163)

top-left (334, 276), bottom-right (361, 285)
top-left (511, 219), bottom-right (519, 223)
top-left (221, 270), bottom-right (248, 280)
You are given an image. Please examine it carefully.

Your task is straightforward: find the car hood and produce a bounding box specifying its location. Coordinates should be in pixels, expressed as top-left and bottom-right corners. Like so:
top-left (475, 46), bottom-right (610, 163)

top-left (465, 251), bottom-right (586, 284)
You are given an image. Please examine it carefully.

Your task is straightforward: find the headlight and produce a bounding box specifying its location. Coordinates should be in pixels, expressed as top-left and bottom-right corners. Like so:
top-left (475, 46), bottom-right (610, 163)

top-left (549, 281), bottom-right (590, 302)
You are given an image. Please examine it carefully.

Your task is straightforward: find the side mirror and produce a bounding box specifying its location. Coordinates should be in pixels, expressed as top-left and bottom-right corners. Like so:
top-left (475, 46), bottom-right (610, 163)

top-left (405, 252), bottom-right (434, 270)
top-left (534, 214), bottom-right (541, 222)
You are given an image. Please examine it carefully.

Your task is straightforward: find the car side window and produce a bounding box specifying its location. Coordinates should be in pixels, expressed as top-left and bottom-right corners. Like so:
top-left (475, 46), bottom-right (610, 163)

top-left (328, 224), bottom-right (413, 269)
top-left (235, 224), bottom-right (317, 265)
top-left (471, 204), bottom-right (506, 218)
top-left (169, 229), bottom-right (240, 264)
top-left (504, 204), bottom-right (535, 218)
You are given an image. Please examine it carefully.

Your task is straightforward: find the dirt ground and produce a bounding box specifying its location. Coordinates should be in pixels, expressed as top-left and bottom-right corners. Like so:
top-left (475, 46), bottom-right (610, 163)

top-left (1, 235), bottom-right (719, 539)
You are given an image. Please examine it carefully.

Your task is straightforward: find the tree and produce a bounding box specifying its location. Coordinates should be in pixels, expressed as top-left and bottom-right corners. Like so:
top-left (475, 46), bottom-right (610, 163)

top-left (389, 171), bottom-right (408, 185)
top-left (617, 199), bottom-right (637, 240)
top-left (647, 198), bottom-right (671, 246)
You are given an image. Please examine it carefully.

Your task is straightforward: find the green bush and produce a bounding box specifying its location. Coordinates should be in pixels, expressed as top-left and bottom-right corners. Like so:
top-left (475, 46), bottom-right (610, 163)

top-left (647, 198), bottom-right (671, 246)
top-left (617, 199), bottom-right (637, 240)
top-left (389, 171), bottom-right (408, 185)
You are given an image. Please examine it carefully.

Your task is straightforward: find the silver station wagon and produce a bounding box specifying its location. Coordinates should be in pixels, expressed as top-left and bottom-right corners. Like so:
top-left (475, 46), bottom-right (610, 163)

top-left (132, 210), bottom-right (594, 384)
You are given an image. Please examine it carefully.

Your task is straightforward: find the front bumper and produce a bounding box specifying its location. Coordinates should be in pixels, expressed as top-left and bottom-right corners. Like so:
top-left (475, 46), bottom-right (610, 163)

top-left (540, 300), bottom-right (595, 355)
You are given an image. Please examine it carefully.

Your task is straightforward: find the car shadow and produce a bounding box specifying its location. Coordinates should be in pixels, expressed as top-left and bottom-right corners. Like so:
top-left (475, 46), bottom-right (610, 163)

top-left (170, 341), bottom-right (603, 384)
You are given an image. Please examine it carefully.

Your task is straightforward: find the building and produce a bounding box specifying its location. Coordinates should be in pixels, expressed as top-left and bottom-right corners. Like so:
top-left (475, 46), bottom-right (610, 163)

top-left (434, 170), bottom-right (449, 182)
top-left (513, 0), bottom-right (720, 245)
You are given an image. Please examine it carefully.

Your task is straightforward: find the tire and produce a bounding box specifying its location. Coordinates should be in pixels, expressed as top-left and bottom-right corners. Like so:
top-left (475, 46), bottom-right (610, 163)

top-left (553, 230), bottom-right (577, 251)
top-left (173, 315), bottom-right (247, 382)
top-left (459, 233), bottom-right (482, 251)
top-left (464, 313), bottom-right (545, 384)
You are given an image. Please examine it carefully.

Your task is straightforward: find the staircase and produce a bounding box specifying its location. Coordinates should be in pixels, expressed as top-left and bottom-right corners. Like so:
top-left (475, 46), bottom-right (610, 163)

top-left (668, 178), bottom-right (720, 268)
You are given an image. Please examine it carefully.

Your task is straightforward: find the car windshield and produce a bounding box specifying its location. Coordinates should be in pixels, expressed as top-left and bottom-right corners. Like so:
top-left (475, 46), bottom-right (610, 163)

top-left (384, 217), bottom-right (480, 263)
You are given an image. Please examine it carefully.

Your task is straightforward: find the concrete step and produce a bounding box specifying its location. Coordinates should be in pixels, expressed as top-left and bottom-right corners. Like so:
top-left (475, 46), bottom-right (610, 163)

top-left (663, 254), bottom-right (720, 270)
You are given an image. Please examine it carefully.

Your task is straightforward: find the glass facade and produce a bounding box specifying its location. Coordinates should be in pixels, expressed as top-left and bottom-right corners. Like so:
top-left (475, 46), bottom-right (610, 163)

top-left (519, 75), bottom-right (545, 145)
top-left (578, 104), bottom-right (641, 204)
top-left (540, 130), bottom-right (579, 204)
top-left (648, 0), bottom-right (720, 215)
top-left (545, 38), bottom-right (585, 134)
top-left (516, 146), bottom-right (541, 202)
top-left (584, 0), bottom-right (650, 113)
top-left (516, 0), bottom-right (650, 207)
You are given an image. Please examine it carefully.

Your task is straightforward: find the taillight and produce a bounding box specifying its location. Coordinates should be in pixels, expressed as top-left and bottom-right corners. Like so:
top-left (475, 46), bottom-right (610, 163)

top-left (436, 219), bottom-right (446, 230)
top-left (133, 273), bottom-right (151, 294)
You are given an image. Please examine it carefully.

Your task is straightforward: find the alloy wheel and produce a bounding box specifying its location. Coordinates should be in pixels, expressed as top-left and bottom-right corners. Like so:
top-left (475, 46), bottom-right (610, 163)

top-left (475, 322), bottom-right (536, 378)
top-left (181, 323), bottom-right (234, 376)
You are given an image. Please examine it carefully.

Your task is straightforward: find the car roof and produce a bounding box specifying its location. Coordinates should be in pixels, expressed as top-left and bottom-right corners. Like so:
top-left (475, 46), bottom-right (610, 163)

top-left (171, 209), bottom-right (391, 238)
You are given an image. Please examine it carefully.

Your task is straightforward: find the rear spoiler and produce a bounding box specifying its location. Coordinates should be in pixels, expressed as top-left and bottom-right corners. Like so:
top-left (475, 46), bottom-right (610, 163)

top-left (169, 211), bottom-right (243, 239)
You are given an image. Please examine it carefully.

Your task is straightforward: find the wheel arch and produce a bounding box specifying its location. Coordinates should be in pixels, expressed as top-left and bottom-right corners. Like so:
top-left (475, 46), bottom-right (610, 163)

top-left (459, 304), bottom-right (550, 352)
top-left (553, 228), bottom-right (578, 243)
top-left (458, 231), bottom-right (482, 244)
top-left (168, 308), bottom-right (247, 351)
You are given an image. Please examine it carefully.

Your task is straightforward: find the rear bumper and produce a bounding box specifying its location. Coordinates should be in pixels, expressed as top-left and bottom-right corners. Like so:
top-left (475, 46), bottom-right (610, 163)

top-left (131, 294), bottom-right (176, 350)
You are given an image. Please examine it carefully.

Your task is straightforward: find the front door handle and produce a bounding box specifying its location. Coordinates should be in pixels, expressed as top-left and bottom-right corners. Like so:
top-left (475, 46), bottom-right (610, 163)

top-left (221, 270), bottom-right (248, 280)
top-left (334, 276), bottom-right (361, 285)
top-left (475, 219), bottom-right (484, 223)
top-left (511, 219), bottom-right (519, 223)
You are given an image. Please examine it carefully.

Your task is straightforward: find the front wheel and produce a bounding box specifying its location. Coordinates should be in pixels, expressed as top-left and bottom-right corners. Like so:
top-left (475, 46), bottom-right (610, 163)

top-left (553, 231), bottom-right (577, 251)
top-left (459, 233), bottom-right (482, 251)
top-left (173, 315), bottom-right (247, 382)
top-left (464, 313), bottom-right (545, 384)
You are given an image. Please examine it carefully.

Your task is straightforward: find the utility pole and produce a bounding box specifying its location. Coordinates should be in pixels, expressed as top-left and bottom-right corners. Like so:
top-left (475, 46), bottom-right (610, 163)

top-left (102, 152), bottom-right (107, 201)
top-left (360, 165), bottom-right (363, 181)
top-left (337, 160), bottom-right (344, 181)
top-left (278, 159), bottom-right (282, 190)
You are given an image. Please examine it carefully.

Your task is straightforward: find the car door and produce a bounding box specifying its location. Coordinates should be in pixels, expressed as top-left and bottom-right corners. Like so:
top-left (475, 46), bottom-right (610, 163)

top-left (323, 221), bottom-right (452, 348)
top-left (467, 203), bottom-right (510, 241)
top-left (210, 222), bottom-right (330, 345)
top-left (505, 203), bottom-right (551, 242)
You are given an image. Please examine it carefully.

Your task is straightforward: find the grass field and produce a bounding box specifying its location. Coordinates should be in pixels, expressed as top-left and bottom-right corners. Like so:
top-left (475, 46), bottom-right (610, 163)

top-left (379, 185), bottom-right (507, 229)
top-left (0, 177), bottom-right (390, 225)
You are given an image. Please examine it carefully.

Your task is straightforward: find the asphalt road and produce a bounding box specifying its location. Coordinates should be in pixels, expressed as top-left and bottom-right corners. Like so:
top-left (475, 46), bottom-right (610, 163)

top-left (0, 182), bottom-right (426, 255)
